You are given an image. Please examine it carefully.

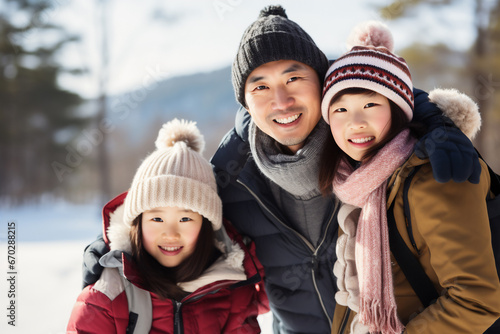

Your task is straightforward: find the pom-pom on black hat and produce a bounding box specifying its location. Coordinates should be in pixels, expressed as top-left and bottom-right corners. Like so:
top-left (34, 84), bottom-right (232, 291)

top-left (259, 5), bottom-right (287, 18)
top-left (231, 5), bottom-right (329, 107)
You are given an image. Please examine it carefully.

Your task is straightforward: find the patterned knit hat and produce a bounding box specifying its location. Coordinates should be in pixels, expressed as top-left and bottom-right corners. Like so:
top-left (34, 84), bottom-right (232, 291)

top-left (232, 5), bottom-right (329, 107)
top-left (123, 119), bottom-right (222, 230)
top-left (321, 21), bottom-right (413, 124)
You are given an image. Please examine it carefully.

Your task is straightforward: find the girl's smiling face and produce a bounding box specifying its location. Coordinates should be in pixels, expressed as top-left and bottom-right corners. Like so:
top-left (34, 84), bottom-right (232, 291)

top-left (141, 206), bottom-right (203, 268)
top-left (328, 91), bottom-right (392, 161)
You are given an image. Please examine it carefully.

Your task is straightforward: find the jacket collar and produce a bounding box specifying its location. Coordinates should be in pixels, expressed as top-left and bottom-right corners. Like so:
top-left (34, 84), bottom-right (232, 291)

top-left (210, 106), bottom-right (251, 179)
top-left (210, 106), bottom-right (279, 205)
top-left (234, 106), bottom-right (251, 142)
top-left (387, 153), bottom-right (429, 206)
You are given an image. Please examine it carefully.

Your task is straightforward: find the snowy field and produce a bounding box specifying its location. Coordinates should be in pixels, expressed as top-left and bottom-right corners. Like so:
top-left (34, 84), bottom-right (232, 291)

top-left (0, 202), bottom-right (272, 333)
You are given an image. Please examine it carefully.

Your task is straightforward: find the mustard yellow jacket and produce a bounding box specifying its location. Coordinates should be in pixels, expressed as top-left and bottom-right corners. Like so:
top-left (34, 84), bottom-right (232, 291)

top-left (332, 154), bottom-right (500, 333)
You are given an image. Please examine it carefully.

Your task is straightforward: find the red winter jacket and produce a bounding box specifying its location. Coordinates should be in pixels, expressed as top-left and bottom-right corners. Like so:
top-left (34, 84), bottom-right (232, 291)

top-left (67, 192), bottom-right (269, 334)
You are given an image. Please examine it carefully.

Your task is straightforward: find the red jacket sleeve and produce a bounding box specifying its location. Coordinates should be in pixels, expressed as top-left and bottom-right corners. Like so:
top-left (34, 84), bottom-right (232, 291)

top-left (67, 286), bottom-right (129, 334)
top-left (223, 218), bottom-right (270, 315)
top-left (222, 284), bottom-right (263, 333)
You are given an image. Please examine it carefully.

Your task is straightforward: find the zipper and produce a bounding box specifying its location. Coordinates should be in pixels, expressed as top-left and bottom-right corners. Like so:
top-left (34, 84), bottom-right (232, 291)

top-left (185, 280), bottom-right (236, 302)
top-left (237, 180), bottom-right (315, 251)
top-left (173, 301), bottom-right (183, 334)
top-left (311, 201), bottom-right (338, 328)
top-left (338, 308), bottom-right (351, 333)
top-left (237, 179), bottom-right (338, 327)
top-left (171, 280), bottom-right (239, 333)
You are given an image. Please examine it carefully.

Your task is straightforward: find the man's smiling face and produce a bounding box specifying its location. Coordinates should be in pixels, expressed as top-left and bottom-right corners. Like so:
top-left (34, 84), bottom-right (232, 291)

top-left (244, 60), bottom-right (322, 154)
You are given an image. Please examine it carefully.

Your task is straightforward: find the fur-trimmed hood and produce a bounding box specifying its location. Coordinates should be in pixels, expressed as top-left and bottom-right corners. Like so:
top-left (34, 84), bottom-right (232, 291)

top-left (428, 88), bottom-right (481, 140)
top-left (101, 192), bottom-right (251, 293)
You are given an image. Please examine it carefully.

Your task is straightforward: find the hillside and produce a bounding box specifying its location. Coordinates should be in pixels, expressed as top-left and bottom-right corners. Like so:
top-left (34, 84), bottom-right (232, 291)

top-left (104, 65), bottom-right (240, 194)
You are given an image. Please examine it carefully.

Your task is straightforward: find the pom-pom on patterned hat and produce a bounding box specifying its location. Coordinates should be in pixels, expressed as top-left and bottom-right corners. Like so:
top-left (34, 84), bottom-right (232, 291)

top-left (321, 21), bottom-right (414, 124)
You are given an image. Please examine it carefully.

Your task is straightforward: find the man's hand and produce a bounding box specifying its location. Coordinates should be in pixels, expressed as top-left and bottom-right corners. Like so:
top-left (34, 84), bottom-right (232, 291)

top-left (415, 121), bottom-right (481, 184)
top-left (82, 235), bottom-right (108, 289)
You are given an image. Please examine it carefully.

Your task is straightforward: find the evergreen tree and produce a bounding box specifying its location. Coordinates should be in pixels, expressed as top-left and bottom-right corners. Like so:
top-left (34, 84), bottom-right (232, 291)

top-left (0, 0), bottom-right (86, 205)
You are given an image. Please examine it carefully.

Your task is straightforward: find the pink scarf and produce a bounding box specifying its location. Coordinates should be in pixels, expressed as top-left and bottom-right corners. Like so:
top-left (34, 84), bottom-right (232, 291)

top-left (333, 129), bottom-right (416, 334)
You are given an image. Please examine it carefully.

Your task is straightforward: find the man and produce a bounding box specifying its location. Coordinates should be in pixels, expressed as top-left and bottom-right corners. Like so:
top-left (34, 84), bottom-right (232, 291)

top-left (212, 8), bottom-right (336, 331)
top-left (83, 5), bottom-right (479, 333)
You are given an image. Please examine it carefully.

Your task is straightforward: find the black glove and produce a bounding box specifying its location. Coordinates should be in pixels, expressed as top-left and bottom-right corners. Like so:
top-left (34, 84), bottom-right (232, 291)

top-left (82, 235), bottom-right (109, 289)
top-left (412, 89), bottom-right (481, 184)
top-left (414, 122), bottom-right (480, 183)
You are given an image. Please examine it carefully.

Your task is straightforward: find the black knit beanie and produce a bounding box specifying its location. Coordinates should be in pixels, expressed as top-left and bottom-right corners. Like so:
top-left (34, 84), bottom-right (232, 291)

top-left (231, 5), bottom-right (329, 107)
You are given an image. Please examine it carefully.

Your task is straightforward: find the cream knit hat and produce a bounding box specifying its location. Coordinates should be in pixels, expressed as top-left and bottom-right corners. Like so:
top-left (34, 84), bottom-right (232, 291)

top-left (123, 119), bottom-right (222, 230)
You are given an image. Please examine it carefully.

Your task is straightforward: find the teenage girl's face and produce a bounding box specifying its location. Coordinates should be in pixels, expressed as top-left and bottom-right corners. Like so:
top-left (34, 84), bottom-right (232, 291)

top-left (142, 207), bottom-right (203, 268)
top-left (328, 91), bottom-right (392, 161)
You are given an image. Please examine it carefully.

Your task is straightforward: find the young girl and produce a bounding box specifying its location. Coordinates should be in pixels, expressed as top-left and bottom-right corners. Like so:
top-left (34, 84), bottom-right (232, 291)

top-left (319, 22), bottom-right (500, 334)
top-left (67, 119), bottom-right (268, 333)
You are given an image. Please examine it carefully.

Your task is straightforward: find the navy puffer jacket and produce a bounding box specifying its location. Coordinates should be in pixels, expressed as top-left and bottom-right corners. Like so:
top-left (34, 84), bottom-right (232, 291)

top-left (211, 107), bottom-right (340, 334)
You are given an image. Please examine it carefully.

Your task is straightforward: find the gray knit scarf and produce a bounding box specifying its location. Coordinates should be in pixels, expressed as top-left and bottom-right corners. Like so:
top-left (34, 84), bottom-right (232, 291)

top-left (248, 119), bottom-right (330, 200)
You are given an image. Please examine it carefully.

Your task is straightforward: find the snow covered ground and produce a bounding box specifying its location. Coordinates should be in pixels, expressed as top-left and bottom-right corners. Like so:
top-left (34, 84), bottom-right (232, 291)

top-left (0, 202), bottom-right (273, 333)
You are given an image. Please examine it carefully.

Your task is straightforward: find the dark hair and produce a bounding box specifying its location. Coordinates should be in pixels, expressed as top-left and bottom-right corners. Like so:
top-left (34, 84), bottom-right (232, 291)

top-left (130, 214), bottom-right (220, 301)
top-left (319, 88), bottom-right (420, 196)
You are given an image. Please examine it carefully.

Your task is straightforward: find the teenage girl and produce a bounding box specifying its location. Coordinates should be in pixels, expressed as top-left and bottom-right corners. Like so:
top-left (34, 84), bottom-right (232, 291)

top-left (319, 22), bottom-right (500, 334)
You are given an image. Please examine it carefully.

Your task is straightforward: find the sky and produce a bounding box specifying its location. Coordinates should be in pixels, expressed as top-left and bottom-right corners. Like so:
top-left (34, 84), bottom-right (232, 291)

top-left (12, 0), bottom-right (478, 99)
